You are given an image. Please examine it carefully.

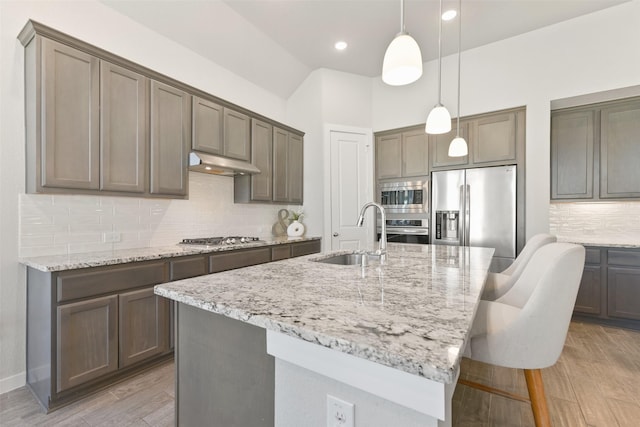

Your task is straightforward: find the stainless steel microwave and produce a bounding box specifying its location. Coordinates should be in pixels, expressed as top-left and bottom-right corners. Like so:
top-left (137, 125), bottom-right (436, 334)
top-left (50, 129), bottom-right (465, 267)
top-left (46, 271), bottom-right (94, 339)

top-left (379, 180), bottom-right (428, 214)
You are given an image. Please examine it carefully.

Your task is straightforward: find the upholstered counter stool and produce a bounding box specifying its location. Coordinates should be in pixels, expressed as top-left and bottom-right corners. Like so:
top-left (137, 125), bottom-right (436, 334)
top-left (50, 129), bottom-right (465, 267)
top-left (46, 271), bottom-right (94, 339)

top-left (482, 233), bottom-right (556, 301)
top-left (460, 243), bottom-right (585, 427)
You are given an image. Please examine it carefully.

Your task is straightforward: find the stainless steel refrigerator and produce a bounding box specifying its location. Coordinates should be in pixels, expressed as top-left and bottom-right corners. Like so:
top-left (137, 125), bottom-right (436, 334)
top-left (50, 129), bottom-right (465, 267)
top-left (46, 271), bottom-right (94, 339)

top-left (431, 165), bottom-right (516, 271)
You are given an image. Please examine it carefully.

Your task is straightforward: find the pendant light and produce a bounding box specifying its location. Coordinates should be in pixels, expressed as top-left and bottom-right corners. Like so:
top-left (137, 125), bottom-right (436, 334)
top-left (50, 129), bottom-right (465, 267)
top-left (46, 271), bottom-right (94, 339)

top-left (425, 0), bottom-right (452, 134)
top-left (382, 0), bottom-right (423, 86)
top-left (448, 0), bottom-right (468, 157)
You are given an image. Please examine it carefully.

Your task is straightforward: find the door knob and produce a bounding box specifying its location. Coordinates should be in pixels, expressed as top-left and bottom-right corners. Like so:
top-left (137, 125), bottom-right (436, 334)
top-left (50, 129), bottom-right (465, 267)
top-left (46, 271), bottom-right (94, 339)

top-left (333, 232), bottom-right (339, 237)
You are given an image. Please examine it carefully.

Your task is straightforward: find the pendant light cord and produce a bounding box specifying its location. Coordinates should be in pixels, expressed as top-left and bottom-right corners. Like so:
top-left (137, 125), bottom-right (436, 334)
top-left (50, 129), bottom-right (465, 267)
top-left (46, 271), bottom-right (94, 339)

top-left (437, 0), bottom-right (443, 104)
top-left (456, 0), bottom-right (462, 136)
top-left (400, 0), bottom-right (405, 32)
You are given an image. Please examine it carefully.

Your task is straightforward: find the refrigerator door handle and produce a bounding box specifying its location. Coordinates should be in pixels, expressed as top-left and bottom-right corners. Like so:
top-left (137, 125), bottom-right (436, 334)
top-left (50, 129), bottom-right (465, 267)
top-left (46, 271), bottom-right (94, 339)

top-left (459, 185), bottom-right (465, 247)
top-left (465, 184), bottom-right (471, 247)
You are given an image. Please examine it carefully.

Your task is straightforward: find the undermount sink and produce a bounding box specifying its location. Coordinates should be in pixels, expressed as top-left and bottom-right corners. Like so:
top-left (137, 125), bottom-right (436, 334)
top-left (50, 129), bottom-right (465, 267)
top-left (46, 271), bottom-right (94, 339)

top-left (313, 253), bottom-right (365, 265)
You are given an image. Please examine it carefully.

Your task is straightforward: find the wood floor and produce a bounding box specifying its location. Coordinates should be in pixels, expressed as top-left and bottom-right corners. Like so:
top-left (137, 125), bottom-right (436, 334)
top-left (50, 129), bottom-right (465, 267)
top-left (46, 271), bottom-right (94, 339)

top-left (1, 321), bottom-right (639, 426)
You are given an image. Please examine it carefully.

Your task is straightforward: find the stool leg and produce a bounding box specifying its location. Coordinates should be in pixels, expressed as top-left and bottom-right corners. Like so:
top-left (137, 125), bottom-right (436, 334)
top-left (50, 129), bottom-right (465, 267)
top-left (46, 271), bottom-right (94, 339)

top-left (524, 369), bottom-right (551, 427)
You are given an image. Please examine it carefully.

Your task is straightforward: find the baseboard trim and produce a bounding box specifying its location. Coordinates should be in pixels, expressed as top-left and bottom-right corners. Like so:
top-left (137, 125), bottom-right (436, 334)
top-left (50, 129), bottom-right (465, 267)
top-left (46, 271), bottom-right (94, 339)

top-left (0, 371), bottom-right (26, 395)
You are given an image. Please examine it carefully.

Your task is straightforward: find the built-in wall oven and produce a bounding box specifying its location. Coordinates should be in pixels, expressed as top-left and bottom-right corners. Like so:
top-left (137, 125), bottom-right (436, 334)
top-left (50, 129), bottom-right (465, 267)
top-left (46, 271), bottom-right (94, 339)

top-left (377, 180), bottom-right (429, 244)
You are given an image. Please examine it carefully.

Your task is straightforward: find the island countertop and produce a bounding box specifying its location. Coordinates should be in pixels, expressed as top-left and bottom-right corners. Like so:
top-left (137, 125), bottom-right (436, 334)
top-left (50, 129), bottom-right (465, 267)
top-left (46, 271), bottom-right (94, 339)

top-left (155, 243), bottom-right (494, 384)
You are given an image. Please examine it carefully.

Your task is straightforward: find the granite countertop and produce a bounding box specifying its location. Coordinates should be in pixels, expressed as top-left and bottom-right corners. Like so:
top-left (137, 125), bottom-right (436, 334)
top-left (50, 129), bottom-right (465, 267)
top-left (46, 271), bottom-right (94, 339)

top-left (556, 237), bottom-right (640, 249)
top-left (19, 236), bottom-right (321, 272)
top-left (155, 243), bottom-right (494, 384)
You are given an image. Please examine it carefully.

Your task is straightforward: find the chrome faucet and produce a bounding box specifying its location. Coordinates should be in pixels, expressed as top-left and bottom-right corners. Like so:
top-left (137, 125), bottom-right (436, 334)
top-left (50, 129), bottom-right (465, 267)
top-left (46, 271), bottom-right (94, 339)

top-left (357, 202), bottom-right (387, 259)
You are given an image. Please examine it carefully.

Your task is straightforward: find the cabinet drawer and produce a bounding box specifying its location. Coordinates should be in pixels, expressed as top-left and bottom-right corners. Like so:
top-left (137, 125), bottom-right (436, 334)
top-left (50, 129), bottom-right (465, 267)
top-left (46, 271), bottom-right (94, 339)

top-left (57, 262), bottom-right (165, 303)
top-left (170, 255), bottom-right (207, 281)
top-left (271, 245), bottom-right (291, 261)
top-left (585, 248), bottom-right (601, 265)
top-left (607, 266), bottom-right (640, 320)
top-left (209, 248), bottom-right (271, 273)
top-left (291, 240), bottom-right (321, 257)
top-left (608, 250), bottom-right (640, 267)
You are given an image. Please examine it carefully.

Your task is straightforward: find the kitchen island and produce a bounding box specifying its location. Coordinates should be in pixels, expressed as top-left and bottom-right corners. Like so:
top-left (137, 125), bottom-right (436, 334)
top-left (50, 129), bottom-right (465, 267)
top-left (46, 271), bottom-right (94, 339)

top-left (155, 243), bottom-right (494, 427)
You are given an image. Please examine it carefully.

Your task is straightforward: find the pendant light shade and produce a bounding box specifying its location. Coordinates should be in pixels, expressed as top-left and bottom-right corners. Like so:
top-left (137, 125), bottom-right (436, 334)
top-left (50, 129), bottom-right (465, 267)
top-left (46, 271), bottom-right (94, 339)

top-left (382, 0), bottom-right (423, 86)
top-left (448, 0), bottom-right (468, 157)
top-left (448, 136), bottom-right (468, 157)
top-left (382, 33), bottom-right (423, 86)
top-left (426, 0), bottom-right (451, 134)
top-left (425, 106), bottom-right (452, 134)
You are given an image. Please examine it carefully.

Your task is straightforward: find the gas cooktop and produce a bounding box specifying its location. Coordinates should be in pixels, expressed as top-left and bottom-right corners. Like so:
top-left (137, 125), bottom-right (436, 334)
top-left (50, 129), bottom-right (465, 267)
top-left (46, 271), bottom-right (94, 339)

top-left (180, 236), bottom-right (263, 246)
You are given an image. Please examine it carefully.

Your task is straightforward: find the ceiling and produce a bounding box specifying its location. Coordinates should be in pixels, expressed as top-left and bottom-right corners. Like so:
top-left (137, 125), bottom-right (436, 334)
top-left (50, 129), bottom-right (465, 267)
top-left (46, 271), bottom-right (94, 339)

top-left (101, 0), bottom-right (629, 98)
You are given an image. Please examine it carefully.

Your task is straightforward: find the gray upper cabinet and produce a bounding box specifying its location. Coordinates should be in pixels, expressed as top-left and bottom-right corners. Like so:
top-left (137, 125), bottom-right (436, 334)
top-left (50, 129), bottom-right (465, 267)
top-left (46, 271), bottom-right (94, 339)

top-left (376, 130), bottom-right (429, 179)
top-left (376, 133), bottom-right (402, 179)
top-left (429, 124), bottom-right (469, 168)
top-left (192, 96), bottom-right (224, 155)
top-left (551, 97), bottom-right (640, 200)
top-left (551, 110), bottom-right (594, 199)
top-left (272, 127), bottom-right (303, 204)
top-left (150, 80), bottom-right (191, 197)
top-left (250, 119), bottom-right (274, 201)
top-left (402, 130), bottom-right (429, 177)
top-left (224, 108), bottom-right (251, 161)
top-left (41, 38), bottom-right (100, 190)
top-left (235, 122), bottom-right (303, 204)
top-left (100, 62), bottom-right (147, 193)
top-left (470, 112), bottom-right (517, 164)
top-left (600, 100), bottom-right (640, 199)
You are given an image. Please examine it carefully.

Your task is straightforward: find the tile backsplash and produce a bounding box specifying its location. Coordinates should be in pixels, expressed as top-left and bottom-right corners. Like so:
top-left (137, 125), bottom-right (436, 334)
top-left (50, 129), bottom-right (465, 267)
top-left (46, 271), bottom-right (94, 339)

top-left (549, 201), bottom-right (640, 245)
top-left (19, 172), bottom-right (288, 257)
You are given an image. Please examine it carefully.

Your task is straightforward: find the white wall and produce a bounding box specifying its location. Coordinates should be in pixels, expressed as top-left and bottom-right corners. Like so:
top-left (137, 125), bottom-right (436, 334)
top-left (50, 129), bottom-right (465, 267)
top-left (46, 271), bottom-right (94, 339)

top-left (0, 0), bottom-right (293, 392)
top-left (372, 0), bottom-right (640, 240)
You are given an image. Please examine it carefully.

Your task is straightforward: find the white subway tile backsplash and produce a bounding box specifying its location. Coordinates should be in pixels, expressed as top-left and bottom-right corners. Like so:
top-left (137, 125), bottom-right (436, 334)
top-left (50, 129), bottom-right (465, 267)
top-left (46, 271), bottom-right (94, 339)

top-left (550, 202), bottom-right (640, 245)
top-left (19, 172), bottom-right (291, 257)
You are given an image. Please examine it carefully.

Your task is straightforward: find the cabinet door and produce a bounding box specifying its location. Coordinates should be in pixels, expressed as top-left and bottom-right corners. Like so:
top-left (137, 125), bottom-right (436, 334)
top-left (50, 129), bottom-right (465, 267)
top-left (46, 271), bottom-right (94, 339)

top-left (57, 295), bottom-right (118, 392)
top-left (273, 127), bottom-right (289, 202)
top-left (223, 108), bottom-right (251, 161)
top-left (600, 100), bottom-right (640, 198)
top-left (100, 61), bottom-right (147, 193)
top-left (608, 267), bottom-right (640, 321)
top-left (192, 96), bottom-right (223, 155)
top-left (376, 134), bottom-right (402, 179)
top-left (250, 119), bottom-right (273, 201)
top-left (402, 130), bottom-right (429, 177)
top-left (470, 112), bottom-right (517, 164)
top-left (288, 133), bottom-right (304, 204)
top-left (550, 110), bottom-right (594, 199)
top-left (150, 80), bottom-right (190, 196)
top-left (429, 124), bottom-right (469, 168)
top-left (41, 38), bottom-right (99, 190)
top-left (574, 265), bottom-right (601, 315)
top-left (119, 287), bottom-right (169, 368)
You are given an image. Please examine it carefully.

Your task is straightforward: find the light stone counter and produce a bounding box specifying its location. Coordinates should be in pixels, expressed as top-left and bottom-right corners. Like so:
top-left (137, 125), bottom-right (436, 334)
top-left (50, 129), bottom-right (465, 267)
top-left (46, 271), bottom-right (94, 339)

top-left (557, 237), bottom-right (640, 249)
top-left (155, 243), bottom-right (494, 385)
top-left (19, 236), bottom-right (320, 272)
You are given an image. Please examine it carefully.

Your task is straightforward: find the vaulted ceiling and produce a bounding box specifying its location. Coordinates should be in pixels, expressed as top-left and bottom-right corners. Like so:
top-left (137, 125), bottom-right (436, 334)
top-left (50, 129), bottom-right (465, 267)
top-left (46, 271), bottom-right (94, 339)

top-left (102, 0), bottom-right (630, 98)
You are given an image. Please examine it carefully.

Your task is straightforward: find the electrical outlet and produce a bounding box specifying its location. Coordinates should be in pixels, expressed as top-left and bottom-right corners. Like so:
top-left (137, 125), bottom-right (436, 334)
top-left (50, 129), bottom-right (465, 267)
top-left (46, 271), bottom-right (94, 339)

top-left (326, 395), bottom-right (354, 427)
top-left (102, 231), bottom-right (122, 243)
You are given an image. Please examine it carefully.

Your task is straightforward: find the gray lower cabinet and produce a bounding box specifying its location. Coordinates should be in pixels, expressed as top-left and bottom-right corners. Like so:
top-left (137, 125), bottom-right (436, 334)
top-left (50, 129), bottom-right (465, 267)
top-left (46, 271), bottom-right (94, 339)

top-left (56, 295), bottom-right (118, 392)
top-left (573, 246), bottom-right (640, 330)
top-left (150, 80), bottom-right (190, 197)
top-left (119, 288), bottom-right (169, 368)
top-left (552, 97), bottom-right (640, 200)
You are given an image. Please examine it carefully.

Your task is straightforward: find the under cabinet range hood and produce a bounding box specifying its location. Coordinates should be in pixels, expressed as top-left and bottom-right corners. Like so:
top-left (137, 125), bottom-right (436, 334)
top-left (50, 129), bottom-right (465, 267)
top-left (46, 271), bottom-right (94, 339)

top-left (189, 152), bottom-right (260, 176)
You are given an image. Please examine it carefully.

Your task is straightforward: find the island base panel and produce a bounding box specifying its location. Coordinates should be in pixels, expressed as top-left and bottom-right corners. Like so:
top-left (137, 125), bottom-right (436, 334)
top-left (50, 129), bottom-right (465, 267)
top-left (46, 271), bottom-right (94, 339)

top-left (176, 303), bottom-right (275, 426)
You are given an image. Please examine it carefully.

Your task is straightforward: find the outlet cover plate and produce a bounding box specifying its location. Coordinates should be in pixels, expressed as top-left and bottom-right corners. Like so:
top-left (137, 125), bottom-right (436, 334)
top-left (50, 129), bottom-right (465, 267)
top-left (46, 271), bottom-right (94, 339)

top-left (326, 395), bottom-right (354, 427)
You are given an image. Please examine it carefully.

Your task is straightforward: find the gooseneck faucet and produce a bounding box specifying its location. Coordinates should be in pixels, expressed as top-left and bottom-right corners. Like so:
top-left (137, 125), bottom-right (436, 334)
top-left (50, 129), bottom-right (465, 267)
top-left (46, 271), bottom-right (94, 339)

top-left (357, 202), bottom-right (387, 258)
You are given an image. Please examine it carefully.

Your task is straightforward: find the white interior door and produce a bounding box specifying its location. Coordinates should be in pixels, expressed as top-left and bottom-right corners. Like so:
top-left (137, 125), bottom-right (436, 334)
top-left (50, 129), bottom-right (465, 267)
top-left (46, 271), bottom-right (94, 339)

top-left (329, 129), bottom-right (373, 251)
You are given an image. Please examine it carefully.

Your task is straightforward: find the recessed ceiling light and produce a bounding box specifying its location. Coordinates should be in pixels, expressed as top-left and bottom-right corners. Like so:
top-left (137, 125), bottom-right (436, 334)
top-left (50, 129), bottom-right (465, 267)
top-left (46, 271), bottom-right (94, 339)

top-left (334, 41), bottom-right (348, 51)
top-left (442, 9), bottom-right (457, 21)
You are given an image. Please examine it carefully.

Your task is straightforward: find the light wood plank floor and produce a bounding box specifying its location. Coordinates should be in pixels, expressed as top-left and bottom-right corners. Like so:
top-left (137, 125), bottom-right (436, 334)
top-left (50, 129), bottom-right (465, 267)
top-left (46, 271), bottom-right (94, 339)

top-left (1, 321), bottom-right (639, 426)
